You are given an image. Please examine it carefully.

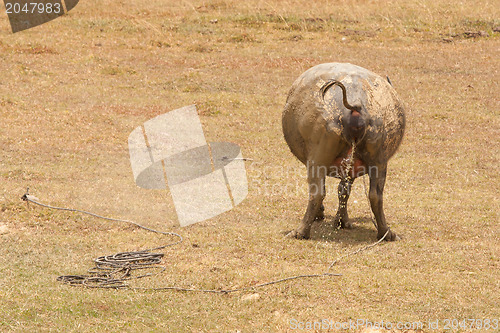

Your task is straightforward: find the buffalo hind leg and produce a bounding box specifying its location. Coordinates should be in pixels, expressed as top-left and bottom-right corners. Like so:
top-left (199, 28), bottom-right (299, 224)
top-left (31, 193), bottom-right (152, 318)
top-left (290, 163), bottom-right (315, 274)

top-left (316, 204), bottom-right (325, 220)
top-left (334, 178), bottom-right (354, 229)
top-left (368, 165), bottom-right (399, 241)
top-left (287, 165), bottom-right (326, 239)
top-left (315, 182), bottom-right (326, 220)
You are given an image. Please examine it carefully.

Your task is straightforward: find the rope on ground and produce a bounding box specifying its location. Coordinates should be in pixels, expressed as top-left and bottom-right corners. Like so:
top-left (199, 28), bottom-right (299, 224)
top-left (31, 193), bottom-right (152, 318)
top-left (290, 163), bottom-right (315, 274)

top-left (22, 187), bottom-right (387, 293)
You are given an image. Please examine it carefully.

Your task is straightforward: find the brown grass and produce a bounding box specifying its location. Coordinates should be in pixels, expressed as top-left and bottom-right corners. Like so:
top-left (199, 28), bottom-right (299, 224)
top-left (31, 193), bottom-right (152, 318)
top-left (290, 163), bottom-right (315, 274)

top-left (0, 0), bottom-right (499, 332)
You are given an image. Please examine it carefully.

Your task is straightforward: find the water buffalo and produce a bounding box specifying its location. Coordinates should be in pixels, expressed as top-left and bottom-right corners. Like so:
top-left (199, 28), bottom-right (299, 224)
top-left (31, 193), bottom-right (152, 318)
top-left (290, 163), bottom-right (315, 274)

top-left (282, 63), bottom-right (405, 241)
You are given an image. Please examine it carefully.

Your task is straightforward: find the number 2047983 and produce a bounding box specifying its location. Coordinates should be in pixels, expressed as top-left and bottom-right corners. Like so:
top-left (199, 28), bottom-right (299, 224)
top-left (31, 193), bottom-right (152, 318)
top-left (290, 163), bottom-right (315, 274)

top-left (443, 319), bottom-right (498, 330)
top-left (5, 2), bottom-right (62, 14)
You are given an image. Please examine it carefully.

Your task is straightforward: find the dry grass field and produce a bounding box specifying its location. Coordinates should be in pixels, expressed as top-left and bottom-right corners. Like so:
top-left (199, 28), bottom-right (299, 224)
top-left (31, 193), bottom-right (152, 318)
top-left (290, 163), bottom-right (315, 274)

top-left (0, 0), bottom-right (499, 332)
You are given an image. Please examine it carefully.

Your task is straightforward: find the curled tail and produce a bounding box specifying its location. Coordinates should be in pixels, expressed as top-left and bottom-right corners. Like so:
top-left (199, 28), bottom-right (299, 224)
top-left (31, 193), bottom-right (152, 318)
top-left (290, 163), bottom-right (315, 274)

top-left (320, 79), bottom-right (366, 143)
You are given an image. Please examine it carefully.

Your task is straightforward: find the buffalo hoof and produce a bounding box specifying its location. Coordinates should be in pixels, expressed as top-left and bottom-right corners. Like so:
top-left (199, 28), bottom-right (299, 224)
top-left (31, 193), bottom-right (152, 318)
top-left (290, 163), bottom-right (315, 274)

top-left (333, 213), bottom-right (353, 229)
top-left (315, 207), bottom-right (325, 221)
top-left (285, 229), bottom-right (310, 240)
top-left (378, 229), bottom-right (400, 241)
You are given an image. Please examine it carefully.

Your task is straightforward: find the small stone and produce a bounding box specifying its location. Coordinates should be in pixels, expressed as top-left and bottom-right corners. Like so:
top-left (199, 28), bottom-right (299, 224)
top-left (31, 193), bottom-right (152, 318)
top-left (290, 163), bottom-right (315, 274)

top-left (0, 224), bottom-right (9, 235)
top-left (493, 26), bottom-right (500, 33)
top-left (240, 293), bottom-right (260, 301)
